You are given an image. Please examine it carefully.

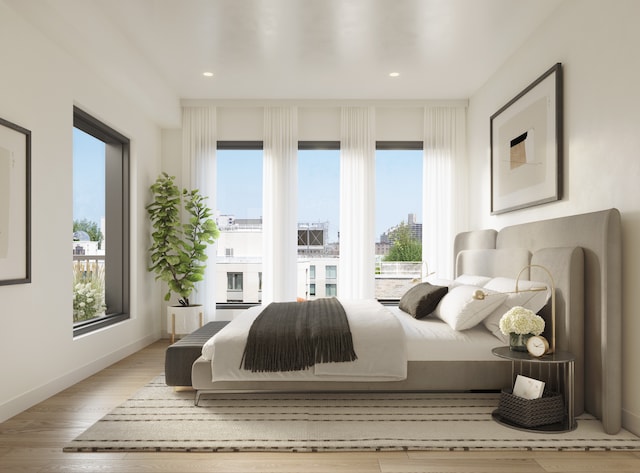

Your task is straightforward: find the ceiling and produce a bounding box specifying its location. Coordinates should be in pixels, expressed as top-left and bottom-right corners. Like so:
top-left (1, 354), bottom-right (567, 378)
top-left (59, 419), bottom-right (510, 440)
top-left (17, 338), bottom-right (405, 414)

top-left (7, 0), bottom-right (564, 125)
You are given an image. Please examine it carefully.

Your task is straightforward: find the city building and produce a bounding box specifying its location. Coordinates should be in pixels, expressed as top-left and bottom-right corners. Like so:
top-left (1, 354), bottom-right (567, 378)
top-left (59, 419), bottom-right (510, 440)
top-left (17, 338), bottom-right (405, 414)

top-left (215, 216), bottom-right (422, 302)
top-left (380, 213), bottom-right (422, 244)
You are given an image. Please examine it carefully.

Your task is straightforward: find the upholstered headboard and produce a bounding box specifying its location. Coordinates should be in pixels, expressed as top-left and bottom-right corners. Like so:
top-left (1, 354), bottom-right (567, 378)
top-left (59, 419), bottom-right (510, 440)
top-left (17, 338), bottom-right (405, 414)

top-left (453, 208), bottom-right (622, 434)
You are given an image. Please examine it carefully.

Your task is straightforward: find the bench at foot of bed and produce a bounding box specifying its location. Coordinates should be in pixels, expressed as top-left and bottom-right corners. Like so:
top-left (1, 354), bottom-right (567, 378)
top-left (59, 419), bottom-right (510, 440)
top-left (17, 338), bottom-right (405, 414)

top-left (164, 321), bottom-right (229, 387)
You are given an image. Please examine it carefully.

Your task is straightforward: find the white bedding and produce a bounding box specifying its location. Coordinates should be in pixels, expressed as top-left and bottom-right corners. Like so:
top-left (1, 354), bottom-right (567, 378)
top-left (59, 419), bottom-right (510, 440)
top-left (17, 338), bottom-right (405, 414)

top-left (389, 307), bottom-right (503, 362)
top-left (202, 299), bottom-right (408, 382)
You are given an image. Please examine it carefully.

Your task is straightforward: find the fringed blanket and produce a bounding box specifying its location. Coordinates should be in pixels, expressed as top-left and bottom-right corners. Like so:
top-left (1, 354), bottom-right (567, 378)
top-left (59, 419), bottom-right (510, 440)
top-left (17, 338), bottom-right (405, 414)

top-left (240, 298), bottom-right (358, 372)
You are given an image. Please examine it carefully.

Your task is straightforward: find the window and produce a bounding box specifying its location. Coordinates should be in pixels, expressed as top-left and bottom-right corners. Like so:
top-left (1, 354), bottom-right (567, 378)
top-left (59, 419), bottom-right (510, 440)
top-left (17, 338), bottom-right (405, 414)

top-left (309, 283), bottom-right (316, 296)
top-left (375, 142), bottom-right (423, 300)
top-left (72, 107), bottom-right (129, 336)
top-left (226, 272), bottom-right (243, 303)
top-left (326, 265), bottom-right (337, 279)
top-left (227, 272), bottom-right (243, 291)
top-left (325, 284), bottom-right (337, 297)
top-left (298, 143), bottom-right (340, 300)
top-left (216, 143), bottom-right (263, 305)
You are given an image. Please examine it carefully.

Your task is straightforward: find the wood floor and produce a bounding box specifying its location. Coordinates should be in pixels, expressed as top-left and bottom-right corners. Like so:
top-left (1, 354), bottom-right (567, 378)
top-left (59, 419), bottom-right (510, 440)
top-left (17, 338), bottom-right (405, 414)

top-left (1, 340), bottom-right (639, 473)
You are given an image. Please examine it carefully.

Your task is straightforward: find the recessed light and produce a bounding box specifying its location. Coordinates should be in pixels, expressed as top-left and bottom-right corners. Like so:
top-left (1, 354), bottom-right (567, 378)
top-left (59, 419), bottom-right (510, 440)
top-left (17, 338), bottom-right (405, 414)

top-left (389, 72), bottom-right (400, 77)
top-left (203, 72), bottom-right (214, 77)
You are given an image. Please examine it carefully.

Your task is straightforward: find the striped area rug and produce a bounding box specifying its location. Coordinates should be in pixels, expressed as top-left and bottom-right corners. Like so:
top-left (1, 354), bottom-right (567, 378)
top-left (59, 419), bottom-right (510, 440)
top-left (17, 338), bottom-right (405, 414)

top-left (64, 376), bottom-right (640, 452)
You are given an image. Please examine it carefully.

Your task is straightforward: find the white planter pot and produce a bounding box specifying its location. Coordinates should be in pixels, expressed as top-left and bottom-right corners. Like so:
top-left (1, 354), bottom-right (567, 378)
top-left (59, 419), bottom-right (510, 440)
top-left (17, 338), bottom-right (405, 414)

top-left (167, 305), bottom-right (203, 343)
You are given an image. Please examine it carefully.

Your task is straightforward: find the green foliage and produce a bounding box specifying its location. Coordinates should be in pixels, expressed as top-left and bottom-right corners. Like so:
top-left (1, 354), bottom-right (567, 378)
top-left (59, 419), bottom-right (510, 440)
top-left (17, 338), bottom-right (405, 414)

top-left (73, 218), bottom-right (103, 247)
top-left (146, 172), bottom-right (219, 306)
top-left (384, 222), bottom-right (422, 262)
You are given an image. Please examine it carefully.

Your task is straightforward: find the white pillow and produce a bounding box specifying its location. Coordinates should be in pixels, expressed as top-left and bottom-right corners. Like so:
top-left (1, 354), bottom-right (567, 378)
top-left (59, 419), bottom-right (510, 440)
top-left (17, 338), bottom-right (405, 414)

top-left (424, 276), bottom-right (453, 288)
top-left (451, 274), bottom-right (492, 288)
top-left (434, 285), bottom-right (508, 331)
top-left (481, 277), bottom-right (551, 342)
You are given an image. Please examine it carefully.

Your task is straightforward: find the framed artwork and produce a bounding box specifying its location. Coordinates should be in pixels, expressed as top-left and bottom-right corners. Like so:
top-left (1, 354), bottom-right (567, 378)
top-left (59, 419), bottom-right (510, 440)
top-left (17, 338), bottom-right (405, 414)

top-left (0, 117), bottom-right (31, 285)
top-left (490, 63), bottom-right (563, 214)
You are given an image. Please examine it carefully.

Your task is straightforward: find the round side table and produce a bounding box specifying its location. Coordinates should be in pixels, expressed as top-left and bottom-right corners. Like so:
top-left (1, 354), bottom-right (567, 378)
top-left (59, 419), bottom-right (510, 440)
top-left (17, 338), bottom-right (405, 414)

top-left (491, 346), bottom-right (577, 432)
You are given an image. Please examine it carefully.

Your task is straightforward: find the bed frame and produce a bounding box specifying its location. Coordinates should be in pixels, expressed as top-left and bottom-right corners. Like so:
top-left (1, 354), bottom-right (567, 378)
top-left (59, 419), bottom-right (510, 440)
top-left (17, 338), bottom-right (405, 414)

top-left (192, 208), bottom-right (622, 434)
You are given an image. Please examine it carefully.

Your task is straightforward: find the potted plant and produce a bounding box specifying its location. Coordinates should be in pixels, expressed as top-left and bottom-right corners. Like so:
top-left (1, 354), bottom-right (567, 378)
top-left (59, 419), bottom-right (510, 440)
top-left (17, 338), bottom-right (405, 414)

top-left (147, 172), bottom-right (219, 339)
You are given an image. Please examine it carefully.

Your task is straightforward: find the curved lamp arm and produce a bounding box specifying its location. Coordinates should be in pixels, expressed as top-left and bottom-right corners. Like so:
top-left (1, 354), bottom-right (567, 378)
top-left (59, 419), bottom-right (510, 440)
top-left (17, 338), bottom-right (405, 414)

top-left (516, 264), bottom-right (556, 354)
top-left (472, 264), bottom-right (556, 354)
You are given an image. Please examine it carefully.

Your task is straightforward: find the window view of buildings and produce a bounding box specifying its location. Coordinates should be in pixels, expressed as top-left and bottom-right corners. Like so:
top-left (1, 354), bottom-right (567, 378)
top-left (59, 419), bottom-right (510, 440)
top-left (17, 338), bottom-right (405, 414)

top-left (215, 212), bottom-right (423, 303)
top-left (214, 146), bottom-right (424, 304)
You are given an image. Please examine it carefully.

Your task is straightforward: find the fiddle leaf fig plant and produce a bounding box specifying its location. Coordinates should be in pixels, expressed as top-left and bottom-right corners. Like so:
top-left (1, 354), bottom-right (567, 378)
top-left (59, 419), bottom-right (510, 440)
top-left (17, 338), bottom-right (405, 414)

top-left (147, 172), bottom-right (219, 306)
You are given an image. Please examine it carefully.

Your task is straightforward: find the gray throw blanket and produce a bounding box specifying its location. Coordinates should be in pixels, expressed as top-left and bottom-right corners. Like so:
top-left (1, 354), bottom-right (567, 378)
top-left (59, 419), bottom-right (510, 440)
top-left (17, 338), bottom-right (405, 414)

top-left (240, 298), bottom-right (358, 372)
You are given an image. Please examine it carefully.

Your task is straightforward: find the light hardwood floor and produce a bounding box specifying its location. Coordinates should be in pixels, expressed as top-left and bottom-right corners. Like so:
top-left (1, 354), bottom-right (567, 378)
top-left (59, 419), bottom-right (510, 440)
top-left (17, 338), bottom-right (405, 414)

top-left (1, 339), bottom-right (639, 473)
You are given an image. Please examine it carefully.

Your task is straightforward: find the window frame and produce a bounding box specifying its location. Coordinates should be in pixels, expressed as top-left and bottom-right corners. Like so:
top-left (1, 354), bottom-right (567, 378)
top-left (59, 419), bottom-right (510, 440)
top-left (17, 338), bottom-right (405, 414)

top-left (72, 107), bottom-right (130, 337)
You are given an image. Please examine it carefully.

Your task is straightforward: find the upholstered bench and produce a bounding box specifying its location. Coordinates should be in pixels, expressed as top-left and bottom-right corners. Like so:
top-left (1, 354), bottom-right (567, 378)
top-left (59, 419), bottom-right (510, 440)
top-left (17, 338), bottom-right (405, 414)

top-left (164, 321), bottom-right (229, 386)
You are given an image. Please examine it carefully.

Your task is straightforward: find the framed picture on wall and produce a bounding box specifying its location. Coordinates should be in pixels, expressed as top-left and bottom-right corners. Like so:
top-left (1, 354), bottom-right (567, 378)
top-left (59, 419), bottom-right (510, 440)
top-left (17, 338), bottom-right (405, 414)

top-left (0, 116), bottom-right (31, 285)
top-left (490, 63), bottom-right (563, 214)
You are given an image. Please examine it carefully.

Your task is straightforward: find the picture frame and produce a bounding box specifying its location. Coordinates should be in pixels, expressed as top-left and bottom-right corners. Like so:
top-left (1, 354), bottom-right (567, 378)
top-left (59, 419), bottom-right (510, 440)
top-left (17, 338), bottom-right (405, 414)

top-left (490, 63), bottom-right (563, 214)
top-left (0, 117), bottom-right (31, 285)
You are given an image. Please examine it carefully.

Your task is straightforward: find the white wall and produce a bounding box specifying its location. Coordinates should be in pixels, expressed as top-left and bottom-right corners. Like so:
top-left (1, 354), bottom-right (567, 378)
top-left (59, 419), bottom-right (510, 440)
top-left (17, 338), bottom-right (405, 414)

top-left (0, 3), bottom-right (168, 422)
top-left (467, 0), bottom-right (640, 434)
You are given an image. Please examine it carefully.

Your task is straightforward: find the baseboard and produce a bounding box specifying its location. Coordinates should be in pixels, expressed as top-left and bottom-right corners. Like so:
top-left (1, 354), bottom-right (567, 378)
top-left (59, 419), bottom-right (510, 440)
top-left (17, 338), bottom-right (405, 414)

top-left (623, 407), bottom-right (640, 436)
top-left (0, 334), bottom-right (158, 423)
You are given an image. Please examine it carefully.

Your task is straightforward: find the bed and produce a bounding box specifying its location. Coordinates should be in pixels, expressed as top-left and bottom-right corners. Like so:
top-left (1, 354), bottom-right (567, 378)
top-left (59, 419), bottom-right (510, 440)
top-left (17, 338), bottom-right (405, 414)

top-left (191, 208), bottom-right (622, 434)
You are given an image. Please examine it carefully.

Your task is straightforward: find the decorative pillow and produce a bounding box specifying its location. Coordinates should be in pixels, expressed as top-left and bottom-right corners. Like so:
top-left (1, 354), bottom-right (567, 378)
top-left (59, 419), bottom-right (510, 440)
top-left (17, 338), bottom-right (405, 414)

top-left (434, 285), bottom-right (508, 330)
top-left (399, 282), bottom-right (449, 319)
top-left (481, 277), bottom-right (551, 343)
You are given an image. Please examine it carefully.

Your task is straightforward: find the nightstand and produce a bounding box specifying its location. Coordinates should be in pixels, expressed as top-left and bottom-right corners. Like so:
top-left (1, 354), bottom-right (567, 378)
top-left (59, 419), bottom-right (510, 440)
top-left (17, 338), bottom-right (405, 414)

top-left (491, 346), bottom-right (577, 432)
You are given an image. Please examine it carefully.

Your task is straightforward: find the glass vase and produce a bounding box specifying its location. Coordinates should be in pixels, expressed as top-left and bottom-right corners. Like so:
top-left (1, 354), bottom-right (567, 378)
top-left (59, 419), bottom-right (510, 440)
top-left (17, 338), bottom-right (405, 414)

top-left (509, 332), bottom-right (532, 352)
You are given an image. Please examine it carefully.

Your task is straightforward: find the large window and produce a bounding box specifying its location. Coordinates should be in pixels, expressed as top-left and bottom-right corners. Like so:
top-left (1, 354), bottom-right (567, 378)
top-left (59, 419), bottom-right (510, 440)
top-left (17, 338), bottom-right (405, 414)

top-left (375, 142), bottom-right (423, 300)
top-left (297, 143), bottom-right (340, 300)
top-left (215, 143), bottom-right (263, 304)
top-left (72, 107), bottom-right (129, 336)
top-left (213, 141), bottom-right (423, 303)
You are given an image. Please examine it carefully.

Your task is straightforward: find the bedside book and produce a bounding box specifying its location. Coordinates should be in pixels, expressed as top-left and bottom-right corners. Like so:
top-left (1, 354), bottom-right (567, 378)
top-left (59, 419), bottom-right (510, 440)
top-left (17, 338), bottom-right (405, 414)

top-left (512, 374), bottom-right (545, 400)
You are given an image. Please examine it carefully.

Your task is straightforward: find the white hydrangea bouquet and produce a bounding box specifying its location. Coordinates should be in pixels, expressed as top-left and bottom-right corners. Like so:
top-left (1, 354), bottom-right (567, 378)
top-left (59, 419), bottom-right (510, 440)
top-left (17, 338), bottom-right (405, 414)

top-left (499, 306), bottom-right (545, 335)
top-left (499, 306), bottom-right (546, 352)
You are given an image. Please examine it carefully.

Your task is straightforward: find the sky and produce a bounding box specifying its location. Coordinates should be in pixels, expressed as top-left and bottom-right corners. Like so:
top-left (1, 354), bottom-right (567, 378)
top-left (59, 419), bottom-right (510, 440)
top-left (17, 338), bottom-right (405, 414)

top-left (73, 133), bottom-right (423, 243)
top-left (73, 128), bottom-right (105, 227)
top-left (217, 148), bottom-right (422, 243)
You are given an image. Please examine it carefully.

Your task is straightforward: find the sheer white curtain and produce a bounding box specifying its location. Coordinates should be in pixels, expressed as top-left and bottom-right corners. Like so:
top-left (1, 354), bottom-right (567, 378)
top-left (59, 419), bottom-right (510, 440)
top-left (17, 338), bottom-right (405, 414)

top-left (262, 107), bottom-right (298, 303)
top-left (339, 107), bottom-right (376, 299)
top-left (182, 106), bottom-right (217, 321)
top-left (423, 106), bottom-right (467, 280)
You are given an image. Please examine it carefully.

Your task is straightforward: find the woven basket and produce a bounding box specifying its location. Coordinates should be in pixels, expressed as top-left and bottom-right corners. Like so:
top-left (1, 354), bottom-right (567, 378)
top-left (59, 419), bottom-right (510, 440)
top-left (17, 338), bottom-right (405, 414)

top-left (498, 389), bottom-right (565, 428)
